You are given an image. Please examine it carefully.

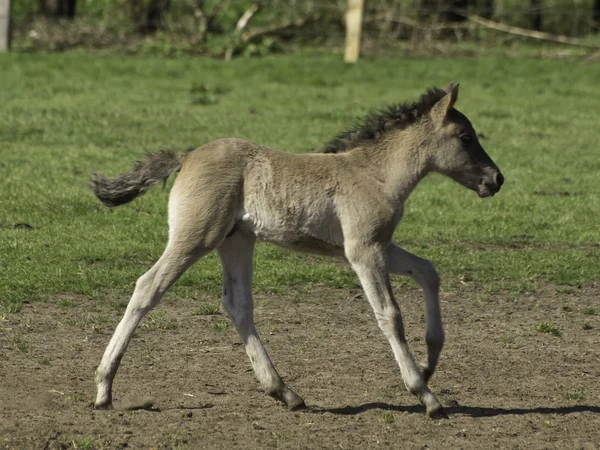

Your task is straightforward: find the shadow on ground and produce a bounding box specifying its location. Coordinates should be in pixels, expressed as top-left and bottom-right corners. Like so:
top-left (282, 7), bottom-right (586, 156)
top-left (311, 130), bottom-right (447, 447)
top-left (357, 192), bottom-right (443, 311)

top-left (311, 402), bottom-right (600, 417)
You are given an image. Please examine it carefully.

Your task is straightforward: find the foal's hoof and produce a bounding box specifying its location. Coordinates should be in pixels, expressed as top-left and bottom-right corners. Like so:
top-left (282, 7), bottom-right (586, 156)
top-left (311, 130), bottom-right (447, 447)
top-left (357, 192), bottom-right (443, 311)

top-left (287, 396), bottom-right (307, 411)
top-left (427, 405), bottom-right (448, 420)
top-left (283, 389), bottom-right (306, 411)
top-left (270, 387), bottom-right (306, 411)
top-left (93, 401), bottom-right (113, 410)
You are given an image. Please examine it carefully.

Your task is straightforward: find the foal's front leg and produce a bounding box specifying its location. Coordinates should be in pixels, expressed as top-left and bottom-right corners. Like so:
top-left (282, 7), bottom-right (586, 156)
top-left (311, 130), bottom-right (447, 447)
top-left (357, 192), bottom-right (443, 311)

top-left (387, 244), bottom-right (444, 383)
top-left (346, 243), bottom-right (444, 418)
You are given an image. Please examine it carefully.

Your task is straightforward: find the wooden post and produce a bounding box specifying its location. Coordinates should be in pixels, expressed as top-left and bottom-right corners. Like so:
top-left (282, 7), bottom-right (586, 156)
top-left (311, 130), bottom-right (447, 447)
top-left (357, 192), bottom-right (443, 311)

top-left (0, 0), bottom-right (10, 52)
top-left (344, 0), bottom-right (364, 63)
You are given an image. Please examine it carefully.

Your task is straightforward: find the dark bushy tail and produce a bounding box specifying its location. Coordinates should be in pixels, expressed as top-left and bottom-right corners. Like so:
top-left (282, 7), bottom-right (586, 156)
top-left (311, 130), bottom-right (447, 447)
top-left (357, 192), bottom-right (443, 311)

top-left (90, 150), bottom-right (182, 207)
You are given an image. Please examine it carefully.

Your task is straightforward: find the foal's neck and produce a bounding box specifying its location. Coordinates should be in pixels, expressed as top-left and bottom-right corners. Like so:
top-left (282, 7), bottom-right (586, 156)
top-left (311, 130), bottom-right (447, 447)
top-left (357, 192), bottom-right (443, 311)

top-left (348, 127), bottom-right (432, 204)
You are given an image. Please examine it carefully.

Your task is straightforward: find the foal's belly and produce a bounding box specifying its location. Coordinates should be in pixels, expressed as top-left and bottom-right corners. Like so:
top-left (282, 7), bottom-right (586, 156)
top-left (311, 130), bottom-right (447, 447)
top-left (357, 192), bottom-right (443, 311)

top-left (236, 207), bottom-right (345, 257)
top-left (274, 234), bottom-right (345, 257)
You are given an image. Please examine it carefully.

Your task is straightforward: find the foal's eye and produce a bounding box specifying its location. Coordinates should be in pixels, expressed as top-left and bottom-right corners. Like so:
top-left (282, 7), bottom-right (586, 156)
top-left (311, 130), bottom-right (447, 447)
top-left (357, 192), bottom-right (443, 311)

top-left (459, 134), bottom-right (472, 144)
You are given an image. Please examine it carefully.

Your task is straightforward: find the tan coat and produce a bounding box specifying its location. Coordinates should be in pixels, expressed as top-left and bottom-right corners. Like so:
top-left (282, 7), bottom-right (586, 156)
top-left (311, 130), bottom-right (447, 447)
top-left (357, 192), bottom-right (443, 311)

top-left (91, 84), bottom-right (503, 417)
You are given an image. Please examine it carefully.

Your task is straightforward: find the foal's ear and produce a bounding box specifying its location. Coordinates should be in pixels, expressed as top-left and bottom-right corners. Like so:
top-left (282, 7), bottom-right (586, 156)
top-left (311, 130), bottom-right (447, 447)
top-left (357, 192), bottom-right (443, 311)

top-left (443, 82), bottom-right (458, 95)
top-left (431, 82), bottom-right (459, 126)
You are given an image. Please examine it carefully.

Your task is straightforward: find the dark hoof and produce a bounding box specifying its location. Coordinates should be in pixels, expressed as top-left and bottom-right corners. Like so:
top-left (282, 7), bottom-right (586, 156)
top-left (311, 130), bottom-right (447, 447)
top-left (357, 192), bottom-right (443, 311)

top-left (283, 389), bottom-right (306, 411)
top-left (288, 397), bottom-right (307, 411)
top-left (269, 387), bottom-right (306, 411)
top-left (428, 406), bottom-right (448, 420)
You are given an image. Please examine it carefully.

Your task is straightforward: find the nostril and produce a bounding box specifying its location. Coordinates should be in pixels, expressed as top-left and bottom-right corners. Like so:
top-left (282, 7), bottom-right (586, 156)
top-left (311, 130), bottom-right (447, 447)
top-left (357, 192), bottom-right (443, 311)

top-left (494, 172), bottom-right (504, 187)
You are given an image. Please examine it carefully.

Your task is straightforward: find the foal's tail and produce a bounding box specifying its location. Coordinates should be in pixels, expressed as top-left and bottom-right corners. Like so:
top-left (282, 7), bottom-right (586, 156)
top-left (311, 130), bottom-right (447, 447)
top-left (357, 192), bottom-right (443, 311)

top-left (90, 150), bottom-right (182, 207)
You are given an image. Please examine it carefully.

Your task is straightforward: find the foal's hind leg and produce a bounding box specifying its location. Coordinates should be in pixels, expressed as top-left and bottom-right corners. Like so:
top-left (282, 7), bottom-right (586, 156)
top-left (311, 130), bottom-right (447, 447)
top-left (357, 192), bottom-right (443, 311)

top-left (346, 243), bottom-right (444, 418)
top-left (217, 231), bottom-right (305, 410)
top-left (94, 242), bottom-right (210, 409)
top-left (387, 244), bottom-right (444, 383)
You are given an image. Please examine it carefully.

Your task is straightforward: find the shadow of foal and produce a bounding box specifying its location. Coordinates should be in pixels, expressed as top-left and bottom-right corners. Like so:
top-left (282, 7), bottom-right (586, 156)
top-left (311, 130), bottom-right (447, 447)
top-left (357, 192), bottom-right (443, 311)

top-left (310, 402), bottom-right (600, 418)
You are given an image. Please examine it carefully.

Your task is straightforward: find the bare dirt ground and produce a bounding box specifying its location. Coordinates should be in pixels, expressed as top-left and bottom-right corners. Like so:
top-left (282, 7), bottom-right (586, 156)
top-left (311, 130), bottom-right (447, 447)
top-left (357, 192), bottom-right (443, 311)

top-left (1, 281), bottom-right (599, 449)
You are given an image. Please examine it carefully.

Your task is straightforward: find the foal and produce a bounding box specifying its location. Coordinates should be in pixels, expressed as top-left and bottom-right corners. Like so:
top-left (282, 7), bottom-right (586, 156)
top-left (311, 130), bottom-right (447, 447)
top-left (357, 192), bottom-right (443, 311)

top-left (91, 83), bottom-right (503, 418)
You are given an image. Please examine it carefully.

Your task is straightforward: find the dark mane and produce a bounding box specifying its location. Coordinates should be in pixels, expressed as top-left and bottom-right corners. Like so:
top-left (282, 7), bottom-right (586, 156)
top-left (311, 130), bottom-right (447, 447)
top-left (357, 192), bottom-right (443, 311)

top-left (321, 87), bottom-right (446, 154)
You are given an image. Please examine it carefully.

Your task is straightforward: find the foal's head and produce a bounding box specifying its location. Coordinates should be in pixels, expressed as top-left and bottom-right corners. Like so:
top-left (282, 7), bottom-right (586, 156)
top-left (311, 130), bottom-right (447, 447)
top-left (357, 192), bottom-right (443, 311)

top-left (322, 83), bottom-right (503, 197)
top-left (425, 83), bottom-right (504, 198)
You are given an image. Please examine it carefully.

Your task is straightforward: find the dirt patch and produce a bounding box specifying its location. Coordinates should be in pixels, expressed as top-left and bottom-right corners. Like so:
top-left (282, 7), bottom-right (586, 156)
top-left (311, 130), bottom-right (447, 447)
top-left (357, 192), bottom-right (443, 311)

top-left (1, 282), bottom-right (599, 449)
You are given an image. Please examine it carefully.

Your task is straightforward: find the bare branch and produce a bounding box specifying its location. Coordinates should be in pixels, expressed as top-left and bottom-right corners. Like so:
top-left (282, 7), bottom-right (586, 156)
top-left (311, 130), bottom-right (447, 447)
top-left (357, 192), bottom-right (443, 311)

top-left (236, 3), bottom-right (260, 32)
top-left (225, 3), bottom-right (260, 61)
top-left (457, 10), bottom-right (600, 49)
top-left (242, 15), bottom-right (319, 44)
top-left (379, 15), bottom-right (472, 31)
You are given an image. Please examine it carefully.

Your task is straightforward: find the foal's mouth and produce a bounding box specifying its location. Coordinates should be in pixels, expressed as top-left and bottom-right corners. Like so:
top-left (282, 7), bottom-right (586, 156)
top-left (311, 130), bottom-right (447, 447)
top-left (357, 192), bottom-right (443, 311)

top-left (477, 187), bottom-right (498, 198)
top-left (477, 172), bottom-right (504, 198)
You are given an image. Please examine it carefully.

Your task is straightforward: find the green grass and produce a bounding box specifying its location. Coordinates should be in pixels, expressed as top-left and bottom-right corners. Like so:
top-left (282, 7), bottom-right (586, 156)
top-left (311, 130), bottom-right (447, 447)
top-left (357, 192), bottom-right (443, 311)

top-left (535, 322), bottom-right (562, 337)
top-left (565, 390), bottom-right (585, 401)
top-left (213, 320), bottom-right (230, 332)
top-left (500, 334), bottom-right (518, 349)
top-left (0, 50), bottom-right (599, 312)
top-left (143, 311), bottom-right (178, 331)
top-left (380, 411), bottom-right (394, 424)
top-left (69, 392), bottom-right (85, 403)
top-left (70, 437), bottom-right (93, 450)
top-left (12, 334), bottom-right (32, 353)
top-left (192, 304), bottom-right (221, 316)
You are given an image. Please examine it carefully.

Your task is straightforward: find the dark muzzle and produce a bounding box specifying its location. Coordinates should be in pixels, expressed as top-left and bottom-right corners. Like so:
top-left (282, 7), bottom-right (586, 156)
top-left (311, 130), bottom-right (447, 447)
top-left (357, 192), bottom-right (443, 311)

top-left (478, 171), bottom-right (504, 198)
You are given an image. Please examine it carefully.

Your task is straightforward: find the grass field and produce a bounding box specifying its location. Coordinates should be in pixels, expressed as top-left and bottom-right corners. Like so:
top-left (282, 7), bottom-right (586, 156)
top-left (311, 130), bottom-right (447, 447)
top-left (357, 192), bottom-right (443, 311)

top-left (1, 49), bottom-right (600, 449)
top-left (1, 49), bottom-right (599, 314)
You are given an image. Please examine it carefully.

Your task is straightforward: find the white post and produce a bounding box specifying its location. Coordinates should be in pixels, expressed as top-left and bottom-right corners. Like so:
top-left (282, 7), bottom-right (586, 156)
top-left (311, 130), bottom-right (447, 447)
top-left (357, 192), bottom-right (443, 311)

top-left (0, 0), bottom-right (10, 52)
top-left (344, 0), bottom-right (364, 63)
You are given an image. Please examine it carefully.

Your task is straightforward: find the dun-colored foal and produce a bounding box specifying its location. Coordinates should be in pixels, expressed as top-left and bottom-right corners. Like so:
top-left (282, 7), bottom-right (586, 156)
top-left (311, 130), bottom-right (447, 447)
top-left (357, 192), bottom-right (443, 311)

top-left (91, 83), bottom-right (504, 418)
